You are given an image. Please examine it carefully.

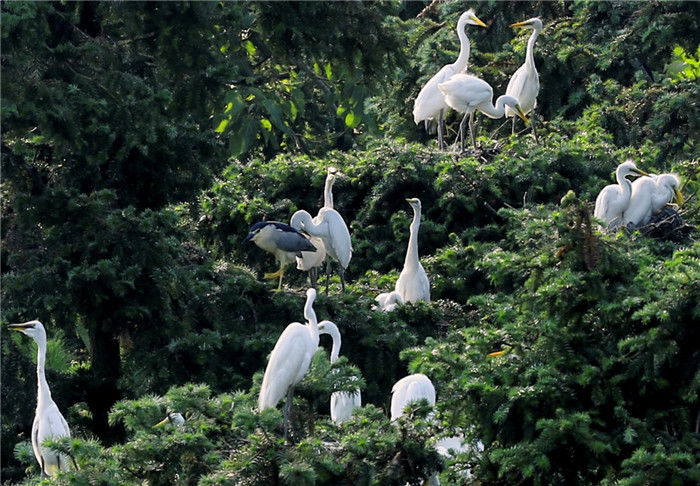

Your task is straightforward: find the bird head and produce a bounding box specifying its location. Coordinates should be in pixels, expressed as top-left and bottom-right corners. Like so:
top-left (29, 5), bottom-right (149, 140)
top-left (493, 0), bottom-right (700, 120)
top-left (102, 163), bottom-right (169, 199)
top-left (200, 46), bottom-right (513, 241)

top-left (153, 412), bottom-right (185, 428)
top-left (619, 161), bottom-right (649, 178)
top-left (243, 221), bottom-right (268, 243)
top-left (664, 174), bottom-right (684, 205)
top-left (459, 9), bottom-right (487, 28)
top-left (8, 320), bottom-right (45, 341)
top-left (513, 104), bottom-right (528, 123)
top-left (406, 198), bottom-right (422, 210)
top-left (510, 18), bottom-right (543, 31)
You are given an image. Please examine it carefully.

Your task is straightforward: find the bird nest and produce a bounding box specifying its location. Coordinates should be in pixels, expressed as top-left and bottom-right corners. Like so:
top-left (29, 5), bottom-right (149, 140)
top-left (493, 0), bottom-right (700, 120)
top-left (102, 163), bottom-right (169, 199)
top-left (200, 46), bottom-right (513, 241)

top-left (625, 206), bottom-right (694, 241)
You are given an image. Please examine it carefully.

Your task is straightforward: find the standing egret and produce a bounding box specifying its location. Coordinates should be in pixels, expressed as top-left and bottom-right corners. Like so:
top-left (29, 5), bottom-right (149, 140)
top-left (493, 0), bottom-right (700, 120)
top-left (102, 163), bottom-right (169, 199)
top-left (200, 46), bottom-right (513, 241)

top-left (413, 9), bottom-right (487, 150)
top-left (317, 320), bottom-right (362, 423)
top-left (505, 18), bottom-right (543, 141)
top-left (259, 288), bottom-right (319, 440)
top-left (438, 74), bottom-right (528, 151)
top-left (8, 320), bottom-right (72, 477)
top-left (374, 290), bottom-right (404, 312)
top-left (625, 173), bottom-right (683, 227)
top-left (390, 373), bottom-right (436, 422)
top-left (395, 198), bottom-right (431, 304)
top-left (290, 207), bottom-right (352, 293)
top-left (297, 167), bottom-right (339, 288)
top-left (593, 161), bottom-right (648, 230)
top-left (243, 221), bottom-right (317, 290)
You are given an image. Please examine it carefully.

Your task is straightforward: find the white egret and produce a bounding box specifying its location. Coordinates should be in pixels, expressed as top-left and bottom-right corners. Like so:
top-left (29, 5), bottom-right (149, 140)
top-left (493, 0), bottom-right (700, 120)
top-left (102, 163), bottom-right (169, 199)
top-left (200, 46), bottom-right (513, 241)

top-left (438, 74), bottom-right (528, 151)
top-left (413, 9), bottom-right (487, 150)
top-left (297, 167), bottom-right (339, 288)
top-left (153, 412), bottom-right (185, 428)
top-left (259, 288), bottom-right (319, 440)
top-left (505, 18), bottom-right (543, 140)
top-left (317, 320), bottom-right (362, 423)
top-left (8, 320), bottom-right (72, 477)
top-left (593, 161), bottom-right (648, 229)
top-left (390, 373), bottom-right (436, 422)
top-left (290, 207), bottom-right (352, 293)
top-left (625, 173), bottom-right (683, 227)
top-left (244, 221), bottom-right (317, 290)
top-left (395, 198), bottom-right (431, 304)
top-left (374, 290), bottom-right (404, 312)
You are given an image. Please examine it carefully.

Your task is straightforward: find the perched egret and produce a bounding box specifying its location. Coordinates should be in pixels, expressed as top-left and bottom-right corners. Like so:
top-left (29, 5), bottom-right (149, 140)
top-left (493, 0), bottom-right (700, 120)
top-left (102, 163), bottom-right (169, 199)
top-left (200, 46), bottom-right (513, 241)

top-left (290, 207), bottom-right (352, 293)
top-left (413, 9), bottom-right (487, 150)
top-left (390, 373), bottom-right (436, 422)
top-left (395, 198), bottom-right (431, 304)
top-left (505, 18), bottom-right (543, 140)
top-left (243, 221), bottom-right (317, 290)
top-left (259, 289), bottom-right (319, 440)
top-left (374, 290), bottom-right (404, 312)
top-left (594, 161), bottom-right (648, 230)
top-left (153, 412), bottom-right (185, 428)
top-left (625, 173), bottom-right (683, 227)
top-left (438, 74), bottom-right (528, 151)
top-left (317, 320), bottom-right (362, 423)
top-left (297, 167), bottom-right (339, 288)
top-left (8, 320), bottom-right (72, 477)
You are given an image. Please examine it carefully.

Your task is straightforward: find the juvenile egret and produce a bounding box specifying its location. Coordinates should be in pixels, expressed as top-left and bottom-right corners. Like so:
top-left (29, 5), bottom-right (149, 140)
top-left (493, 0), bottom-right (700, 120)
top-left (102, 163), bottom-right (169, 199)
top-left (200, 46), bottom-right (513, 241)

top-left (413, 9), bottom-right (487, 150)
top-left (290, 208), bottom-right (352, 293)
top-left (438, 74), bottom-right (527, 151)
top-left (395, 198), bottom-right (431, 304)
top-left (625, 173), bottom-right (683, 227)
top-left (243, 221), bottom-right (317, 290)
top-left (374, 290), bottom-right (404, 312)
top-left (317, 320), bottom-right (362, 423)
top-left (390, 373), bottom-right (436, 422)
top-left (505, 18), bottom-right (543, 140)
top-left (8, 320), bottom-right (72, 477)
top-left (259, 288), bottom-right (319, 440)
top-left (153, 412), bottom-right (185, 428)
top-left (593, 161), bottom-right (648, 229)
top-left (296, 167), bottom-right (339, 288)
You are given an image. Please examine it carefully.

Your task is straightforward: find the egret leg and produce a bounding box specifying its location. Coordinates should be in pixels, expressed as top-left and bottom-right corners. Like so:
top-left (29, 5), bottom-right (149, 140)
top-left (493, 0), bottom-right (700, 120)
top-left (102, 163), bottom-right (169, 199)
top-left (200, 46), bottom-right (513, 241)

top-left (437, 109), bottom-right (444, 150)
top-left (469, 111), bottom-right (476, 149)
top-left (283, 387), bottom-right (294, 442)
top-left (339, 266), bottom-right (346, 293)
top-left (277, 267), bottom-right (284, 290)
top-left (309, 267), bottom-right (318, 290)
top-left (511, 116), bottom-right (516, 135)
top-left (325, 258), bottom-right (332, 296)
top-left (530, 111), bottom-right (539, 144)
top-left (458, 113), bottom-right (469, 153)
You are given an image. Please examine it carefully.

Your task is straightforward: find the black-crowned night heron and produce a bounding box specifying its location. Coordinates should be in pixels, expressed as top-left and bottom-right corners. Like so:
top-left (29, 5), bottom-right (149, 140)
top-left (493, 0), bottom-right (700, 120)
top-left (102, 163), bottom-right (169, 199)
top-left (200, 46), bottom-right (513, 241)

top-left (8, 320), bottom-right (72, 477)
top-left (244, 221), bottom-right (317, 290)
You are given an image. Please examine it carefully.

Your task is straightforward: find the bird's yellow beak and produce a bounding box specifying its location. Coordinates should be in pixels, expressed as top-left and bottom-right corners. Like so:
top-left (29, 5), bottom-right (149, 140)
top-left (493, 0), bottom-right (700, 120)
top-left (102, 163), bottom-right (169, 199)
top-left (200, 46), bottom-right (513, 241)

top-left (515, 106), bottom-right (529, 123)
top-left (510, 20), bottom-right (531, 28)
top-left (673, 187), bottom-right (684, 206)
top-left (632, 168), bottom-right (650, 177)
top-left (153, 417), bottom-right (170, 428)
top-left (472, 16), bottom-right (487, 28)
top-left (8, 323), bottom-right (32, 332)
top-left (487, 350), bottom-right (508, 358)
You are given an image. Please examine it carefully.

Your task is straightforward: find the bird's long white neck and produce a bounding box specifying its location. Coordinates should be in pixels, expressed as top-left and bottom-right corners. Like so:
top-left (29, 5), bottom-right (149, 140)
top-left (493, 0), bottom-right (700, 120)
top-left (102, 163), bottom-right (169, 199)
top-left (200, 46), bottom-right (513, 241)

top-left (479, 96), bottom-right (512, 119)
top-left (616, 169), bottom-right (633, 203)
top-left (323, 177), bottom-right (335, 209)
top-left (320, 322), bottom-right (341, 363)
top-left (453, 21), bottom-right (471, 73)
top-left (404, 205), bottom-right (421, 270)
top-left (304, 296), bottom-right (319, 342)
top-left (36, 337), bottom-right (53, 409)
top-left (525, 26), bottom-right (541, 72)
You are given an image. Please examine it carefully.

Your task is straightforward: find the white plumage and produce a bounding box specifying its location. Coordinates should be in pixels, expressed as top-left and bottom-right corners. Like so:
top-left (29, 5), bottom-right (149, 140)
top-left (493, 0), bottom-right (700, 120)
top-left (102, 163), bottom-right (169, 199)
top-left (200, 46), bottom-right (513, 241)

top-left (9, 320), bottom-right (72, 477)
top-left (593, 161), bottom-right (647, 229)
top-left (624, 173), bottom-right (683, 227)
top-left (318, 320), bottom-right (362, 423)
top-left (258, 289), bottom-right (319, 438)
top-left (413, 9), bottom-right (487, 149)
top-left (395, 198), bottom-right (431, 304)
top-left (374, 290), bottom-right (404, 313)
top-left (390, 373), bottom-right (436, 422)
top-left (505, 17), bottom-right (543, 138)
top-left (438, 74), bottom-right (527, 150)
